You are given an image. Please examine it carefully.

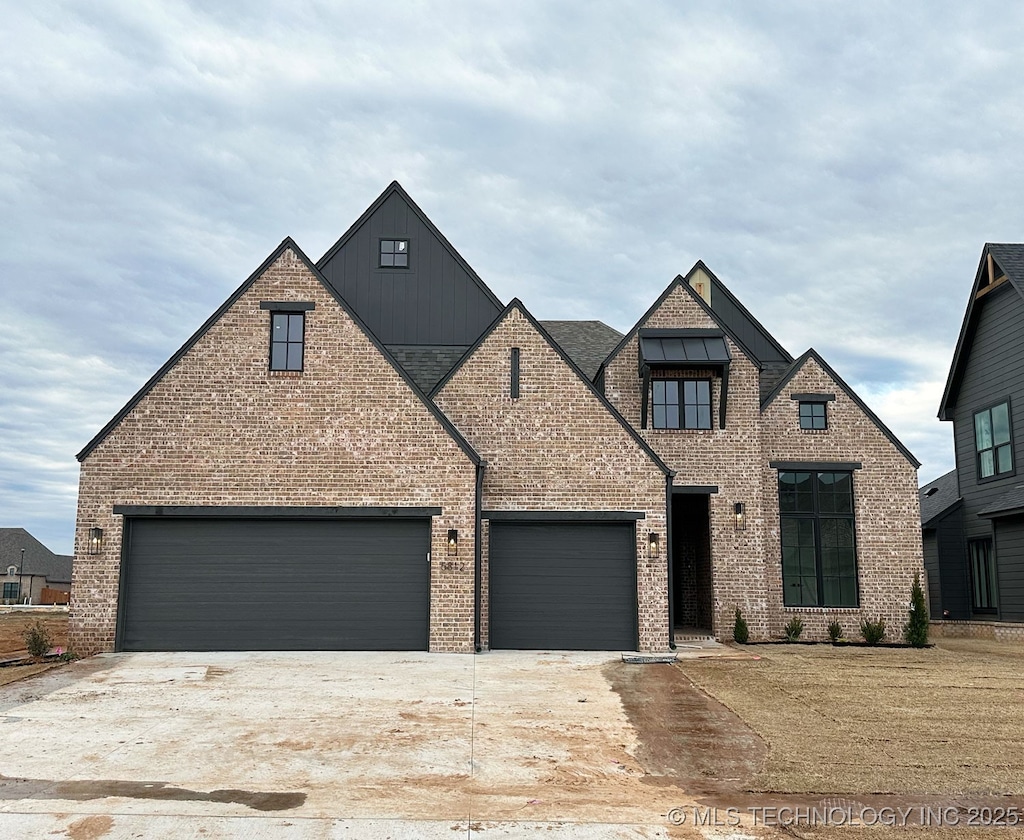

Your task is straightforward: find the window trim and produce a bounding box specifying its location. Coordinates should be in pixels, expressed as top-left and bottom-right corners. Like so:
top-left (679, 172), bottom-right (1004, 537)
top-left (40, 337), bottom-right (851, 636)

top-left (268, 311), bottom-right (306, 372)
top-left (651, 377), bottom-right (713, 430)
top-left (973, 397), bottom-right (1015, 483)
top-left (778, 469), bottom-right (859, 608)
top-left (378, 238), bottom-right (411, 269)
top-left (799, 401), bottom-right (828, 430)
top-left (968, 537), bottom-right (998, 614)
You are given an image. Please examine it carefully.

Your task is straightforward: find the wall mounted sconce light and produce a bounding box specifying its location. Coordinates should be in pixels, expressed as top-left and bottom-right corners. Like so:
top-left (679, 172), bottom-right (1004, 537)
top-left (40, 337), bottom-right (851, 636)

top-left (734, 503), bottom-right (746, 532)
top-left (447, 529), bottom-right (458, 556)
top-left (88, 526), bottom-right (104, 555)
top-left (648, 532), bottom-right (660, 558)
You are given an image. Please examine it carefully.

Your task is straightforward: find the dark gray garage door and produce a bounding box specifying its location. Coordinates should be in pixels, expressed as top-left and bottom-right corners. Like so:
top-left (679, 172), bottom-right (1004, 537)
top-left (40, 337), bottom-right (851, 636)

top-left (120, 518), bottom-right (430, 651)
top-left (488, 521), bottom-right (637, 650)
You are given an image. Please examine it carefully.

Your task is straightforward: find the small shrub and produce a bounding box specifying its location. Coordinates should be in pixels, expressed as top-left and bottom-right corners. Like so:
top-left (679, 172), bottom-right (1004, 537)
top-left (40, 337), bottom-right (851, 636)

top-left (733, 608), bottom-right (749, 644)
top-left (784, 616), bottom-right (804, 642)
top-left (58, 650), bottom-right (80, 662)
top-left (904, 573), bottom-right (929, 648)
top-left (827, 619), bottom-right (842, 643)
top-left (860, 617), bottom-right (886, 646)
top-left (23, 621), bottom-right (52, 660)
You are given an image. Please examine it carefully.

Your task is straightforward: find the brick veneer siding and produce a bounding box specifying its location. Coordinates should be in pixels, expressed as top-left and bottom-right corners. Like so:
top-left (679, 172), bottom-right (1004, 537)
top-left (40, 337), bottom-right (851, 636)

top-left (433, 305), bottom-right (670, 651)
top-left (760, 357), bottom-right (924, 641)
top-left (72, 248), bottom-right (478, 655)
top-left (603, 284), bottom-right (770, 639)
top-left (929, 620), bottom-right (1024, 642)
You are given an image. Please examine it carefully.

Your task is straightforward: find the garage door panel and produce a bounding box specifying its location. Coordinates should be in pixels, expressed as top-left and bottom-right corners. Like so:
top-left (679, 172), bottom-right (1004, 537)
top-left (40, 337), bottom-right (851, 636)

top-left (121, 518), bottom-right (430, 651)
top-left (489, 521), bottom-right (637, 651)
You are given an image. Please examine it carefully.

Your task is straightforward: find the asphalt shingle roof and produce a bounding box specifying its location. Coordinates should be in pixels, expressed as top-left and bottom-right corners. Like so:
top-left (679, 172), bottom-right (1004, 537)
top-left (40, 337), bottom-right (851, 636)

top-left (540, 320), bottom-right (624, 380)
top-left (0, 528), bottom-right (72, 582)
top-left (977, 483), bottom-right (1024, 519)
top-left (919, 469), bottom-right (960, 527)
top-left (385, 345), bottom-right (470, 393)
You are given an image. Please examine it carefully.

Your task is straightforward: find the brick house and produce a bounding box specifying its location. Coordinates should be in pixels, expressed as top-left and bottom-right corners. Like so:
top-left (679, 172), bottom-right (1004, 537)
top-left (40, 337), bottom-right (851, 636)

top-left (71, 182), bottom-right (924, 654)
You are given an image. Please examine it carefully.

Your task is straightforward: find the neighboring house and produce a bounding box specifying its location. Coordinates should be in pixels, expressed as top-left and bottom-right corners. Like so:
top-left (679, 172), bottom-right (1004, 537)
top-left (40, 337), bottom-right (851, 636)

top-left (0, 528), bottom-right (73, 604)
top-left (919, 469), bottom-right (966, 619)
top-left (934, 244), bottom-right (1024, 629)
top-left (71, 182), bottom-right (924, 654)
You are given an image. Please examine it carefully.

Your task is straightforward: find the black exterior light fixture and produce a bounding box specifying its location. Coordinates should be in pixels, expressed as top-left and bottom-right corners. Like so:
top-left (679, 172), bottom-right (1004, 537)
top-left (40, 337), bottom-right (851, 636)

top-left (447, 529), bottom-right (458, 556)
top-left (734, 503), bottom-right (746, 532)
top-left (88, 526), bottom-right (104, 555)
top-left (648, 532), bottom-right (660, 558)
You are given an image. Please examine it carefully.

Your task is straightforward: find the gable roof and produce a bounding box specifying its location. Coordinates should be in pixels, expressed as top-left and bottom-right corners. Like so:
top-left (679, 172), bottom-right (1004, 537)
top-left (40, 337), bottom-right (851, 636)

top-left (919, 469), bottom-right (961, 528)
top-left (78, 238), bottom-right (481, 466)
top-left (540, 320), bottom-right (623, 380)
top-left (432, 298), bottom-right (672, 477)
top-left (0, 528), bottom-right (72, 582)
top-left (939, 244), bottom-right (1024, 420)
top-left (600, 263), bottom-right (767, 382)
top-left (315, 181), bottom-right (503, 346)
top-left (761, 348), bottom-right (921, 468)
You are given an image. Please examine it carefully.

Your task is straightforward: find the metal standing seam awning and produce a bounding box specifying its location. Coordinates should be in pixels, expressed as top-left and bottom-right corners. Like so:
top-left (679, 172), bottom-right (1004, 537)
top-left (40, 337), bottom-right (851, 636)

top-left (637, 328), bottom-right (732, 429)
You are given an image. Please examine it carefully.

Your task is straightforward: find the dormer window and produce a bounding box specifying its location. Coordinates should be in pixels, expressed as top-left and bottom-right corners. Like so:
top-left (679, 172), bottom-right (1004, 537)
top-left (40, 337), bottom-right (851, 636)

top-left (380, 239), bottom-right (409, 268)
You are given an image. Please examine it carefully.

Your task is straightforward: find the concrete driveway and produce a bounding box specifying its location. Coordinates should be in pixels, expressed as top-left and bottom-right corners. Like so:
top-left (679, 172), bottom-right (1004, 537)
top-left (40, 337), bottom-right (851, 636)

top-left (0, 651), bottom-right (712, 838)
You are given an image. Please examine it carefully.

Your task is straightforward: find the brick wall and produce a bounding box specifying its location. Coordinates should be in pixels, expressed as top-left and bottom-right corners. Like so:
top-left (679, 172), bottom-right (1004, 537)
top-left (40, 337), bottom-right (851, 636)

top-left (433, 305), bottom-right (670, 651)
top-left (760, 356), bottom-right (924, 641)
top-left (603, 283), bottom-right (771, 639)
top-left (72, 248), bottom-right (478, 654)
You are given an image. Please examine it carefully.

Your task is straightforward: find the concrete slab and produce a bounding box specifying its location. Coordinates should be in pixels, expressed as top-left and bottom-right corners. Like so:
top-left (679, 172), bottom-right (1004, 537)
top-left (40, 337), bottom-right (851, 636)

top-left (0, 651), bottom-right (709, 837)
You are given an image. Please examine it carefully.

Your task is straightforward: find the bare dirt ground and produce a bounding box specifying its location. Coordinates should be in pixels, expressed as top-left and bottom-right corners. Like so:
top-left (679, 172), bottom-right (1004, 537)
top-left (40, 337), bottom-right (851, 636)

top-left (0, 610), bottom-right (68, 657)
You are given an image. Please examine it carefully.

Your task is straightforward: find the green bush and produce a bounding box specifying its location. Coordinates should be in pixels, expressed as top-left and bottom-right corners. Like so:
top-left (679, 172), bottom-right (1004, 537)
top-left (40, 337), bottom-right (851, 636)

top-left (860, 617), bottom-right (886, 646)
top-left (784, 616), bottom-right (804, 642)
top-left (23, 621), bottom-right (52, 660)
top-left (904, 573), bottom-right (929, 648)
top-left (827, 619), bottom-right (842, 643)
top-left (733, 608), bottom-right (749, 644)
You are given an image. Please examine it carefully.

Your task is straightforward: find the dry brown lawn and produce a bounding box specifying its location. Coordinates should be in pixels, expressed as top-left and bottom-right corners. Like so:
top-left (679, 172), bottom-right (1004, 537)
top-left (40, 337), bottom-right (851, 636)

top-left (0, 609), bottom-right (69, 657)
top-left (676, 638), bottom-right (1024, 798)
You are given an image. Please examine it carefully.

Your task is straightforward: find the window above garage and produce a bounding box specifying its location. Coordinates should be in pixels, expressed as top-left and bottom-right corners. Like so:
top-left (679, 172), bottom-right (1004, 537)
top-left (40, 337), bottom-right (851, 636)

top-left (638, 329), bottom-right (731, 429)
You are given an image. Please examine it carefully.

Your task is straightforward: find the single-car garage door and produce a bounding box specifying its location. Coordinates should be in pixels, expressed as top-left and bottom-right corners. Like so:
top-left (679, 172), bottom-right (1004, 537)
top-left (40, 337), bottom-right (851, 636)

top-left (119, 518), bottom-right (430, 651)
top-left (488, 520), bottom-right (637, 650)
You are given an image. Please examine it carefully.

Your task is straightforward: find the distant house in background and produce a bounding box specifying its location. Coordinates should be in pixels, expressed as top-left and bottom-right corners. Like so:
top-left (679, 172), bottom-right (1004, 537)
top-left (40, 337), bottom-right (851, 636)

top-left (932, 244), bottom-right (1024, 637)
top-left (0, 529), bottom-right (72, 605)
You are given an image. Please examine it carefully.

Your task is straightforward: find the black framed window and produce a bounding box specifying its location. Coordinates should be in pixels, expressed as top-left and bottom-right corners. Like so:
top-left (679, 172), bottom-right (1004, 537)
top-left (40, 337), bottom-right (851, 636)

top-left (974, 401), bottom-right (1013, 479)
top-left (969, 538), bottom-right (997, 612)
top-left (2, 582), bottom-right (19, 600)
top-left (379, 239), bottom-right (409, 268)
top-left (270, 312), bottom-right (304, 371)
top-left (799, 402), bottom-right (827, 430)
top-left (779, 471), bottom-right (858, 607)
top-left (652, 379), bottom-right (711, 429)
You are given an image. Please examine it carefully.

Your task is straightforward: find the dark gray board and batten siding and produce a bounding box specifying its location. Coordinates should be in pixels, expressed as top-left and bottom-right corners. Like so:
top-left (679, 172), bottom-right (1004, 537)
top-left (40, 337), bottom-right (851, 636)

top-left (318, 189), bottom-right (502, 346)
top-left (951, 282), bottom-right (1024, 618)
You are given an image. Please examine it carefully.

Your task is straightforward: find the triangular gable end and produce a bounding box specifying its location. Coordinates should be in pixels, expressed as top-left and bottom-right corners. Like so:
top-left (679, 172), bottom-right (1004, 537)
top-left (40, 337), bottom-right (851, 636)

top-left (939, 244), bottom-right (1024, 420)
top-left (599, 263), bottom-right (763, 379)
top-left (761, 348), bottom-right (920, 468)
top-left (78, 237), bottom-right (481, 466)
top-left (315, 181), bottom-right (504, 345)
top-left (432, 298), bottom-right (671, 477)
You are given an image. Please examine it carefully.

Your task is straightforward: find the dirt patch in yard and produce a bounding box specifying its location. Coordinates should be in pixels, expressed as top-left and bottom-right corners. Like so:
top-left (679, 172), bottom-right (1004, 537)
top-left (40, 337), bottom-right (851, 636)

top-left (675, 638), bottom-right (1024, 797)
top-left (0, 611), bottom-right (68, 657)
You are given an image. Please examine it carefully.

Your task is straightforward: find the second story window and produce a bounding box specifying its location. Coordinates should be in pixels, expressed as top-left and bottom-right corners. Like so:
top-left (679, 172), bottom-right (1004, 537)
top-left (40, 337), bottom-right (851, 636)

top-left (652, 379), bottom-right (711, 429)
top-left (380, 239), bottom-right (409, 268)
top-left (974, 400), bottom-right (1013, 479)
top-left (799, 401), bottom-right (827, 430)
top-left (270, 312), bottom-right (305, 371)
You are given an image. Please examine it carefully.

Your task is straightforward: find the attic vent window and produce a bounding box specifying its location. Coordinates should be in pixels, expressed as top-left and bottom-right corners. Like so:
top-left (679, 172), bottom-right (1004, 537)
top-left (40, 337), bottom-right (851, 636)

top-left (380, 239), bottom-right (409, 268)
top-left (924, 486), bottom-right (939, 497)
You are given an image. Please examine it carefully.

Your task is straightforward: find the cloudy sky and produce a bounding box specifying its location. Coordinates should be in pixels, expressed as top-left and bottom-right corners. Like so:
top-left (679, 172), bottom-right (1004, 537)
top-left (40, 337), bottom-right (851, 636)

top-left (2, 1), bottom-right (1022, 555)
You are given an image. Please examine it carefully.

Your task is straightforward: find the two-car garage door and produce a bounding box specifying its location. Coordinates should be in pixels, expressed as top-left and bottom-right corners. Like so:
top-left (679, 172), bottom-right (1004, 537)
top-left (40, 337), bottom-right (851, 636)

top-left (119, 518), bottom-right (430, 651)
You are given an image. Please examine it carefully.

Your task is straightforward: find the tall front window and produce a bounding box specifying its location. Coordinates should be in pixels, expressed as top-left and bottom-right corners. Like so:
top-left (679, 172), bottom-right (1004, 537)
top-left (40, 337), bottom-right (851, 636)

top-left (2, 582), bottom-right (19, 600)
top-left (652, 379), bottom-right (711, 429)
top-left (974, 401), bottom-right (1013, 479)
top-left (969, 539), bottom-right (997, 612)
top-left (270, 312), bottom-right (304, 371)
top-left (779, 471), bottom-right (858, 607)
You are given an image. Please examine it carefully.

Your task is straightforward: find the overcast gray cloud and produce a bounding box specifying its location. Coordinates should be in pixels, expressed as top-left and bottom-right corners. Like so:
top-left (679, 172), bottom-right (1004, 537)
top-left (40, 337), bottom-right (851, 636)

top-left (2, 1), bottom-right (1022, 554)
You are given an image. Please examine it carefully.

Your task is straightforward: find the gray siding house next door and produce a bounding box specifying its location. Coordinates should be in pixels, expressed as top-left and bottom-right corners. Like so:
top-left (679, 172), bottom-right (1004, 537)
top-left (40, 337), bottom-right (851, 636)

top-left (118, 518), bottom-right (431, 651)
top-left (488, 520), bottom-right (638, 650)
